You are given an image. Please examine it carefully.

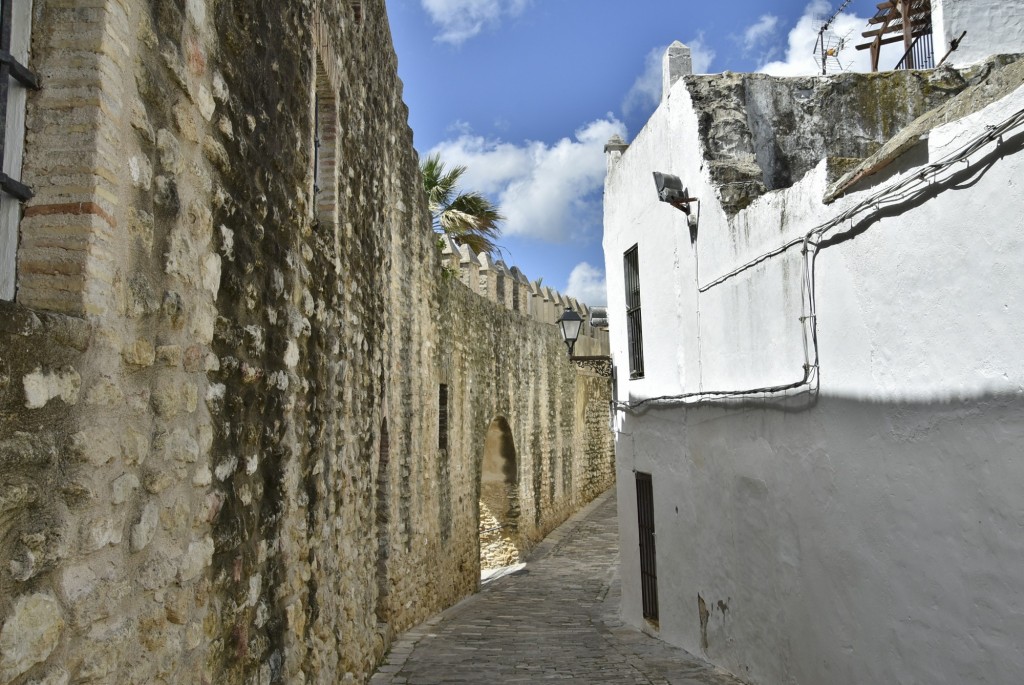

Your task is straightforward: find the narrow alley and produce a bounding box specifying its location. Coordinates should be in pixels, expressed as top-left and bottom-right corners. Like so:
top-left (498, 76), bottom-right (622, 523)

top-left (370, 491), bottom-right (747, 684)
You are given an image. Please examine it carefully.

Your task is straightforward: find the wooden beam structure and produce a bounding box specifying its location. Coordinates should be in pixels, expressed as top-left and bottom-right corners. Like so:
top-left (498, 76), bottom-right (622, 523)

top-left (855, 0), bottom-right (932, 71)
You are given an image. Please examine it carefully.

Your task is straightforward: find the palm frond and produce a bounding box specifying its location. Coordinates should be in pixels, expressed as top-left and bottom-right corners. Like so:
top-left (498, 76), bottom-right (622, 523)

top-left (421, 153), bottom-right (505, 257)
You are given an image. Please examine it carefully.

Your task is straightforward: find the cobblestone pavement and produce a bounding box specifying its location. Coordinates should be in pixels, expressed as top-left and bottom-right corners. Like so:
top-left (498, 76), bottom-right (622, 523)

top-left (370, 490), bottom-right (749, 685)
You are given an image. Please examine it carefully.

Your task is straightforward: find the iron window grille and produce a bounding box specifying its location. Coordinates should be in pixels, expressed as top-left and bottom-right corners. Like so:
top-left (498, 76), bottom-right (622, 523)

top-left (624, 244), bottom-right (644, 379)
top-left (635, 472), bottom-right (659, 621)
top-left (438, 384), bottom-right (449, 451)
top-left (895, 31), bottom-right (934, 70)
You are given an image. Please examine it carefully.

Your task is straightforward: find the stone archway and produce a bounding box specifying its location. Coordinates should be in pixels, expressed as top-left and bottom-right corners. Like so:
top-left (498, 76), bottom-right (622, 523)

top-left (479, 416), bottom-right (522, 571)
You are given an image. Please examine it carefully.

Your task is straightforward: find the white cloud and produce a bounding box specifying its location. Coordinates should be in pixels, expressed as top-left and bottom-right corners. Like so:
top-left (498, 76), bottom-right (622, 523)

top-left (757, 1), bottom-right (875, 76)
top-left (689, 34), bottom-right (716, 74)
top-left (743, 14), bottom-right (780, 52)
top-left (623, 36), bottom-right (716, 116)
top-left (428, 116), bottom-right (626, 242)
top-left (429, 136), bottom-right (532, 195)
top-left (622, 45), bottom-right (665, 116)
top-left (422, 0), bottom-right (529, 45)
top-left (565, 262), bottom-right (607, 306)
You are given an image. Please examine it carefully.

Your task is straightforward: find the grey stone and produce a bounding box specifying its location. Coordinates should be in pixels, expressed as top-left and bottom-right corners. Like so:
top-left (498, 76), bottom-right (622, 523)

top-left (0, 593), bottom-right (65, 682)
top-left (131, 501), bottom-right (160, 552)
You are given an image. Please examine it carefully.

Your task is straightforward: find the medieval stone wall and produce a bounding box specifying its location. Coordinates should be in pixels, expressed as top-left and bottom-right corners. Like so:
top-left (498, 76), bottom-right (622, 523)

top-left (0, 1), bottom-right (613, 683)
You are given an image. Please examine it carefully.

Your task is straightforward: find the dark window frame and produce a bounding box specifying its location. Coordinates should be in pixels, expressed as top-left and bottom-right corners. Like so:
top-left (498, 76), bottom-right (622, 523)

top-left (0, 0), bottom-right (39, 301)
top-left (438, 384), bottom-right (448, 451)
top-left (624, 244), bottom-right (644, 379)
top-left (636, 471), bottom-right (658, 622)
top-left (0, 0), bottom-right (39, 202)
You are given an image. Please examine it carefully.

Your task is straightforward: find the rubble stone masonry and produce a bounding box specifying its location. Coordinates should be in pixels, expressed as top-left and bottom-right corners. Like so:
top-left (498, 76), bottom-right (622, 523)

top-left (0, 1), bottom-right (613, 683)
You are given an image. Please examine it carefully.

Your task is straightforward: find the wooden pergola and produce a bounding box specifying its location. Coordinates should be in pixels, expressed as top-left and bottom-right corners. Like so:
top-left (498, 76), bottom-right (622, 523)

top-left (856, 0), bottom-right (934, 70)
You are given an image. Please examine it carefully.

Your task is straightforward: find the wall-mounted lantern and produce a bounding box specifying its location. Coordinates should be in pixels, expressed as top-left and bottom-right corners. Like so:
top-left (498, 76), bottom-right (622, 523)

top-left (557, 307), bottom-right (584, 357)
top-left (653, 171), bottom-right (700, 243)
top-left (556, 306), bottom-right (612, 377)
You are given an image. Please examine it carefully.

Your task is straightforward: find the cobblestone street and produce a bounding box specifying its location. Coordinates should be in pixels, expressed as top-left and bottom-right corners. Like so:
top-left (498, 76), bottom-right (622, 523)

top-left (370, 490), bottom-right (747, 685)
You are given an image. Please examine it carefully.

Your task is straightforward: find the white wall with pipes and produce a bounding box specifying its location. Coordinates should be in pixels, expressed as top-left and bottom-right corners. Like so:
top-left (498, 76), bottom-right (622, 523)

top-left (603, 50), bottom-right (1024, 685)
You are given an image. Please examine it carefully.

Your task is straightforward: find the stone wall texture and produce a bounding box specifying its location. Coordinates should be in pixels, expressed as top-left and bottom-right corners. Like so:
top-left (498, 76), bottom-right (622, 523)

top-left (0, 1), bottom-right (614, 683)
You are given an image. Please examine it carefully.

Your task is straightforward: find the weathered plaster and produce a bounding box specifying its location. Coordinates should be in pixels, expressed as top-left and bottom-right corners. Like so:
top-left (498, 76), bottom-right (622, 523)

top-left (933, 0), bottom-right (1024, 68)
top-left (605, 46), bottom-right (1024, 685)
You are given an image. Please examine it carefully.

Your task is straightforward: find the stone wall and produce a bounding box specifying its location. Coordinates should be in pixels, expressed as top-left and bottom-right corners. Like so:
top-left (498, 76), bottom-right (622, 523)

top-left (683, 58), bottom-right (1021, 215)
top-left (0, 1), bottom-right (614, 684)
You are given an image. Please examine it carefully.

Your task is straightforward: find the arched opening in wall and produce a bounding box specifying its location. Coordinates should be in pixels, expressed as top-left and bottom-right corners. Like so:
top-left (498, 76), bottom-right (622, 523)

top-left (479, 416), bottom-right (522, 573)
top-left (312, 58), bottom-right (338, 227)
top-left (375, 417), bottom-right (391, 627)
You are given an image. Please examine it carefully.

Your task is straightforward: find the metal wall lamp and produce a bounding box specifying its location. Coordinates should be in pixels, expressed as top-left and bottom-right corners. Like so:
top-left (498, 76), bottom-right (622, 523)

top-left (653, 171), bottom-right (700, 243)
top-left (556, 307), bottom-right (612, 368)
top-left (557, 307), bottom-right (584, 357)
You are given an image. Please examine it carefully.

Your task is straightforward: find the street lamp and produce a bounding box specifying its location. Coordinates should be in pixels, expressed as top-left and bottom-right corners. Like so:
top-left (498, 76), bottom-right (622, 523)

top-left (556, 307), bottom-right (584, 357)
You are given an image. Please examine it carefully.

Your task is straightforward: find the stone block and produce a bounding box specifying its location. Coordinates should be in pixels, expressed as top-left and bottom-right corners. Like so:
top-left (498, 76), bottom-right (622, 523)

top-left (70, 426), bottom-right (118, 466)
top-left (85, 376), bottom-right (124, 407)
top-left (178, 537), bottom-right (214, 582)
top-left (151, 376), bottom-right (197, 417)
top-left (82, 515), bottom-right (122, 552)
top-left (29, 666), bottom-right (69, 685)
top-left (155, 345), bottom-right (183, 367)
top-left (122, 339), bottom-right (156, 368)
top-left (22, 366), bottom-right (81, 409)
top-left (111, 473), bottom-right (140, 504)
top-left (131, 500), bottom-right (160, 552)
top-left (0, 593), bottom-right (65, 682)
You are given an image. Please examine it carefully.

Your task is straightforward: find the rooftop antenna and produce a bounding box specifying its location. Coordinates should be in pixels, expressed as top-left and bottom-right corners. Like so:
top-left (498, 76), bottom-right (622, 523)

top-left (814, 0), bottom-right (855, 74)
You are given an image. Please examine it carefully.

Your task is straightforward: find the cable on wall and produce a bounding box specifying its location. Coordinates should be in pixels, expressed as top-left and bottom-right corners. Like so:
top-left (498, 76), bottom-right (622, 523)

top-left (614, 106), bottom-right (1024, 414)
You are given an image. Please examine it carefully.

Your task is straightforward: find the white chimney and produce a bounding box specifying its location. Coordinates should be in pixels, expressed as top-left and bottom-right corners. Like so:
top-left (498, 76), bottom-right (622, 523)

top-left (662, 41), bottom-right (692, 102)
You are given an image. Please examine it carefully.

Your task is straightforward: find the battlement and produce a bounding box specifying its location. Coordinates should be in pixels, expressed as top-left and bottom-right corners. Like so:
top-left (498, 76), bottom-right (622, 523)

top-left (440, 235), bottom-right (610, 357)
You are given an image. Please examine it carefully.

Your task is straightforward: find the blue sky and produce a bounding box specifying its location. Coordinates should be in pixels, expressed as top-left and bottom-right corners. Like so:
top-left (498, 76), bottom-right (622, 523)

top-left (386, 0), bottom-right (887, 305)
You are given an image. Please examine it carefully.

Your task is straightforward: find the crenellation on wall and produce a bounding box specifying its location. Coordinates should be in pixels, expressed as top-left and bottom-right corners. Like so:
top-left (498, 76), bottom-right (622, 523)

top-left (539, 286), bottom-right (554, 324)
top-left (442, 250), bottom-right (608, 352)
top-left (527, 279), bottom-right (542, 321)
top-left (476, 251), bottom-right (495, 302)
top-left (456, 244), bottom-right (481, 294)
top-left (438, 233), bottom-right (460, 271)
top-left (509, 266), bottom-right (528, 315)
top-left (493, 259), bottom-right (511, 311)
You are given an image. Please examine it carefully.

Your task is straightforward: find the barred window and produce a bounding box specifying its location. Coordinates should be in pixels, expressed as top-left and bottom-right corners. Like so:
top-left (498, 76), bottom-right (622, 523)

top-left (624, 244), bottom-right (644, 378)
top-left (0, 0), bottom-right (39, 300)
top-left (438, 384), bottom-right (448, 451)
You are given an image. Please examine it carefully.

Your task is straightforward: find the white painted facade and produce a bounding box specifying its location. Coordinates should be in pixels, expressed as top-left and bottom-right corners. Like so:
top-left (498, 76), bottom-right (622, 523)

top-left (603, 44), bottom-right (1024, 685)
top-left (934, 0), bottom-right (1024, 67)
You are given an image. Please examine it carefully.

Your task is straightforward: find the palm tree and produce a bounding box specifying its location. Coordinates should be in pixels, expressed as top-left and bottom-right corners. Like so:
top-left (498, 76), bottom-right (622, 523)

top-left (421, 153), bottom-right (505, 256)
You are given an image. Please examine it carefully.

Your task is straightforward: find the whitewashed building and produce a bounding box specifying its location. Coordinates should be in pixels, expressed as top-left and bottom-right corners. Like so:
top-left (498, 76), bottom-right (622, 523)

top-left (602, 16), bottom-right (1024, 685)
